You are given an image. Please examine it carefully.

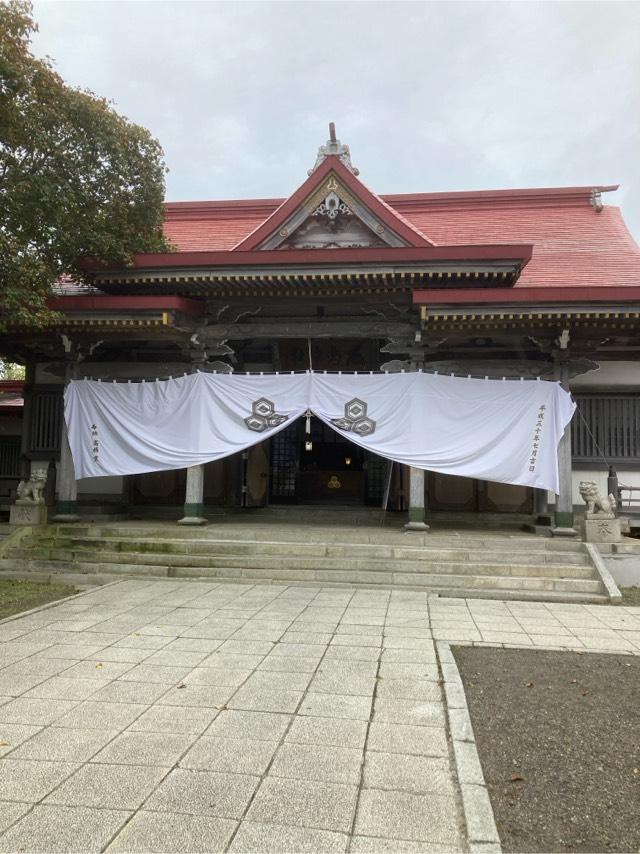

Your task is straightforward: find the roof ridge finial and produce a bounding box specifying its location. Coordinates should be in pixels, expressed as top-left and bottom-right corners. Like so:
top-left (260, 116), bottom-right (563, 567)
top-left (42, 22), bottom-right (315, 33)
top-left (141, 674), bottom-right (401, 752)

top-left (308, 123), bottom-right (359, 176)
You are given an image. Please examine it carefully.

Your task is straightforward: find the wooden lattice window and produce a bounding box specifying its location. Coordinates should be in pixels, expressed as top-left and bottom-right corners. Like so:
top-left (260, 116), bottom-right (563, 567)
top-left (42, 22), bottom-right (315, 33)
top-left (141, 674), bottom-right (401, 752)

top-left (269, 422), bottom-right (298, 499)
top-left (0, 437), bottom-right (21, 478)
top-left (29, 391), bottom-right (63, 454)
top-left (572, 395), bottom-right (640, 462)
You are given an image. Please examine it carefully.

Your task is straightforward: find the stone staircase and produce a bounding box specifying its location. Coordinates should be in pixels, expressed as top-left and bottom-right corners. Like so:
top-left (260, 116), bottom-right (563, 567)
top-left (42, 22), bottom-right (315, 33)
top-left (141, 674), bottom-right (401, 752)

top-left (0, 521), bottom-right (613, 603)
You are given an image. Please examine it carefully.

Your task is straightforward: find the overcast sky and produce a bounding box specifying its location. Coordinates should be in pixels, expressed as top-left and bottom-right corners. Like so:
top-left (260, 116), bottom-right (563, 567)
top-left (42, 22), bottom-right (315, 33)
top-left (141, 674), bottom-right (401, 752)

top-left (31, 0), bottom-right (640, 241)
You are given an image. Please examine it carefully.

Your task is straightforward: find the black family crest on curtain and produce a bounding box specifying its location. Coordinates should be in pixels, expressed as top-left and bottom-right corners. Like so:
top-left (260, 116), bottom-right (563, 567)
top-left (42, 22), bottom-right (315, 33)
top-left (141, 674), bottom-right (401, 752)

top-left (244, 398), bottom-right (290, 433)
top-left (330, 398), bottom-right (376, 436)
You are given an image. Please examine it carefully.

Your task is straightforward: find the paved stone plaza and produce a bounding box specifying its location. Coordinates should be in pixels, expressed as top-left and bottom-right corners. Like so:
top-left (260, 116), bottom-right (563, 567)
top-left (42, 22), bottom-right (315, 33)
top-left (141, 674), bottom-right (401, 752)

top-left (0, 580), bottom-right (639, 853)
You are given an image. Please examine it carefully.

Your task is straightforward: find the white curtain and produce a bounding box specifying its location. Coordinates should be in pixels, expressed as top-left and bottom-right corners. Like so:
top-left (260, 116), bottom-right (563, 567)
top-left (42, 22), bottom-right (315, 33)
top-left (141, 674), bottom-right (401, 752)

top-left (65, 371), bottom-right (575, 493)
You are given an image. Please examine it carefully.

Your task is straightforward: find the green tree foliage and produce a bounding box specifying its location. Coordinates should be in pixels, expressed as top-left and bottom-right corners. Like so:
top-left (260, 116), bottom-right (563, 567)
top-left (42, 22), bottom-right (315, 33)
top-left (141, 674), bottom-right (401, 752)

top-left (0, 360), bottom-right (25, 380)
top-left (0, 1), bottom-right (170, 329)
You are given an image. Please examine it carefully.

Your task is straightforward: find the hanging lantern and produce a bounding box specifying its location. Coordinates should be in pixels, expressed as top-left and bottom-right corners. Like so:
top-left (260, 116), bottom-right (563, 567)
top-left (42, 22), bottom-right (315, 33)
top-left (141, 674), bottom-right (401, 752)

top-left (305, 409), bottom-right (312, 450)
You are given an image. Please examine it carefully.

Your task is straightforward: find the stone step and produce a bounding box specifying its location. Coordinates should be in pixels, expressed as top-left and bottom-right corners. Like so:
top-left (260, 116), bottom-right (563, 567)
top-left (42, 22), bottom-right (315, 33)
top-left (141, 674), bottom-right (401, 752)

top-left (29, 535), bottom-right (590, 567)
top-left (46, 525), bottom-right (587, 552)
top-left (0, 557), bottom-right (606, 603)
top-left (6, 545), bottom-right (596, 580)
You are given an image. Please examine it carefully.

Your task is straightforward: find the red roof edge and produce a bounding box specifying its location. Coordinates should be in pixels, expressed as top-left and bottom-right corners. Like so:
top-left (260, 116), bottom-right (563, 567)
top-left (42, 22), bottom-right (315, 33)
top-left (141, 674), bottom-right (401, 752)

top-left (233, 156), bottom-right (434, 250)
top-left (386, 185), bottom-right (619, 206)
top-left (48, 296), bottom-right (205, 315)
top-left (413, 286), bottom-right (640, 305)
top-left (0, 380), bottom-right (25, 395)
top-left (160, 185), bottom-right (620, 218)
top-left (90, 244), bottom-right (533, 272)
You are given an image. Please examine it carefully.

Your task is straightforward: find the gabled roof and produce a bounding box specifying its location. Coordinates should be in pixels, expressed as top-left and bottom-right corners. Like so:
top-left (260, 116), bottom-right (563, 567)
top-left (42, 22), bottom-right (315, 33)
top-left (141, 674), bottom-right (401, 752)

top-left (233, 155), bottom-right (434, 251)
top-left (160, 184), bottom-right (640, 292)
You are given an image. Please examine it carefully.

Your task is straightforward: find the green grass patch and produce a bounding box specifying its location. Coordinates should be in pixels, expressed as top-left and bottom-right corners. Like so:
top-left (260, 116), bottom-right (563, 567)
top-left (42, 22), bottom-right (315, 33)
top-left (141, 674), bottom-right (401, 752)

top-left (620, 586), bottom-right (640, 606)
top-left (0, 579), bottom-right (77, 620)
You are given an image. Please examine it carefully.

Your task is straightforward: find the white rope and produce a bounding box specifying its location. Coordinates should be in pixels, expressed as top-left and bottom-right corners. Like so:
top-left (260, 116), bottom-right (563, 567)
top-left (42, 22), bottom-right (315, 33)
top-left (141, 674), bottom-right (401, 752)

top-left (70, 368), bottom-right (550, 383)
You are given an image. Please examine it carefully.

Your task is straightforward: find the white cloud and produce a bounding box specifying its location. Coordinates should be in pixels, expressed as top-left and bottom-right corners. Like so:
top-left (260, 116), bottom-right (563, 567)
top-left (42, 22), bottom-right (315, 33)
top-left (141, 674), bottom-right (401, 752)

top-left (30, 0), bottom-right (640, 240)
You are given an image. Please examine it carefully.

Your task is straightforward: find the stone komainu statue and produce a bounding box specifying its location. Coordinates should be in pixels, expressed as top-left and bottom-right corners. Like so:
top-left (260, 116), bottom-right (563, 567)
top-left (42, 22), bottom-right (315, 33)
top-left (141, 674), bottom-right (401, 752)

top-left (578, 480), bottom-right (617, 518)
top-left (16, 470), bottom-right (47, 504)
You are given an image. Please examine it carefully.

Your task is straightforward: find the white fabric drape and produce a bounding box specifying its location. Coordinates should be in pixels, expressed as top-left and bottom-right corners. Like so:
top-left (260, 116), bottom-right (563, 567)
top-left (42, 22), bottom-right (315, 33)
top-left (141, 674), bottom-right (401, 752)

top-left (65, 371), bottom-right (575, 493)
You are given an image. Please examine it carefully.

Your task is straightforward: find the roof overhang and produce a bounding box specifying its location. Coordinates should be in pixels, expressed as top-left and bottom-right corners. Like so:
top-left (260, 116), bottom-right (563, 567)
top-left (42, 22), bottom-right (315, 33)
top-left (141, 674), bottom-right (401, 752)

top-left (91, 244), bottom-right (533, 273)
top-left (85, 245), bottom-right (533, 295)
top-left (47, 296), bottom-right (204, 315)
top-left (413, 286), bottom-right (640, 305)
top-left (2, 296), bottom-right (206, 334)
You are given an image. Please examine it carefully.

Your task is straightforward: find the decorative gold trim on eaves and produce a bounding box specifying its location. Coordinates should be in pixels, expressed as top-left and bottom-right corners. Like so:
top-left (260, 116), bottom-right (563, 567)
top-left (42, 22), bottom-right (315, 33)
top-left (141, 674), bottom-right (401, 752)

top-left (95, 268), bottom-right (512, 287)
top-left (59, 318), bottom-right (166, 328)
top-left (421, 310), bottom-right (639, 325)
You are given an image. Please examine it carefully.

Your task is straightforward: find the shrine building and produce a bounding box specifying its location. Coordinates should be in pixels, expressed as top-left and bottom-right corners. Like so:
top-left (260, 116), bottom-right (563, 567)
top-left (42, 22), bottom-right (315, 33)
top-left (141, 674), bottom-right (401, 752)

top-left (1, 126), bottom-right (640, 534)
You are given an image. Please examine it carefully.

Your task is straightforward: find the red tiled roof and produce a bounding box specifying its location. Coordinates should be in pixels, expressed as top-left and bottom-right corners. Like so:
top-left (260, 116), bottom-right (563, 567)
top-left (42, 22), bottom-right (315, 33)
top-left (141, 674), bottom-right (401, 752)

top-left (0, 381), bottom-right (24, 413)
top-left (162, 185), bottom-right (640, 290)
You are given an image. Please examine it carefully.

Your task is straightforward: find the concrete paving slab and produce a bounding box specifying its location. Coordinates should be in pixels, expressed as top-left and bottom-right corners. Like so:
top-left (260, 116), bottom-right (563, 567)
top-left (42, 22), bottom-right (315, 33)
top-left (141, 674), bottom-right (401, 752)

top-left (163, 637), bottom-right (225, 653)
top-left (142, 649), bottom-right (209, 667)
top-left (286, 715), bottom-right (368, 749)
top-left (54, 700), bottom-right (147, 731)
top-left (267, 644), bottom-right (326, 659)
top-left (0, 801), bottom-right (31, 835)
top-left (158, 684), bottom-right (234, 708)
top-left (330, 634), bottom-right (381, 648)
top-left (228, 820), bottom-right (348, 853)
top-left (270, 742), bottom-right (363, 785)
top-left (367, 722), bottom-right (448, 757)
top-left (363, 752), bottom-right (455, 796)
top-left (180, 735), bottom-right (278, 775)
top-left (44, 762), bottom-right (167, 810)
top-left (257, 656), bottom-right (320, 673)
top-left (143, 768), bottom-right (259, 818)
top-left (0, 723), bottom-right (42, 757)
top-left (309, 671), bottom-right (377, 697)
top-left (107, 810), bottom-right (237, 853)
top-left (240, 670), bottom-right (313, 692)
top-left (205, 710), bottom-right (292, 742)
top-left (87, 680), bottom-right (169, 705)
top-left (246, 777), bottom-right (358, 833)
top-left (8, 726), bottom-right (119, 763)
top-left (128, 703), bottom-right (217, 734)
top-left (350, 837), bottom-right (458, 853)
top-left (183, 666), bottom-right (251, 688)
top-left (0, 698), bottom-right (79, 726)
top-left (201, 653), bottom-right (265, 670)
top-left (117, 663), bottom-right (193, 684)
top-left (378, 662), bottom-right (440, 680)
top-left (22, 676), bottom-right (105, 702)
top-left (376, 679), bottom-right (441, 701)
top-left (373, 698), bottom-right (445, 727)
top-left (355, 788), bottom-right (462, 845)
top-left (90, 730), bottom-right (196, 767)
top-left (0, 804), bottom-right (130, 853)
top-left (0, 759), bottom-right (78, 802)
top-left (229, 686), bottom-right (304, 714)
top-left (298, 692), bottom-right (373, 721)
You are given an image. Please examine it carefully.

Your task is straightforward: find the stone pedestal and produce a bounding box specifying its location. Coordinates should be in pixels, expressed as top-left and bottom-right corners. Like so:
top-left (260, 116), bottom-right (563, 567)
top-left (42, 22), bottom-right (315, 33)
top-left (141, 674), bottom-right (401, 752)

top-left (10, 503), bottom-right (48, 526)
top-left (178, 464), bottom-right (207, 526)
top-left (404, 466), bottom-right (429, 532)
top-left (583, 517), bottom-right (622, 544)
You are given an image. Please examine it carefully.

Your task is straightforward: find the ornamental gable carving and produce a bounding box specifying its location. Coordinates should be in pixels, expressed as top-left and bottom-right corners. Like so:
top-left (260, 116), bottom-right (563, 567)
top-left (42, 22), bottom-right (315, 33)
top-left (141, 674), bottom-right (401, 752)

top-left (271, 177), bottom-right (397, 251)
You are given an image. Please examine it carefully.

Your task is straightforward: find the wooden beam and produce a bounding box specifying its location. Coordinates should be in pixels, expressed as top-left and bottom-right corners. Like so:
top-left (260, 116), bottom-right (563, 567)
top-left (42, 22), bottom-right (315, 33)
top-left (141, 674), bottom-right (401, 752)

top-left (193, 321), bottom-right (418, 341)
